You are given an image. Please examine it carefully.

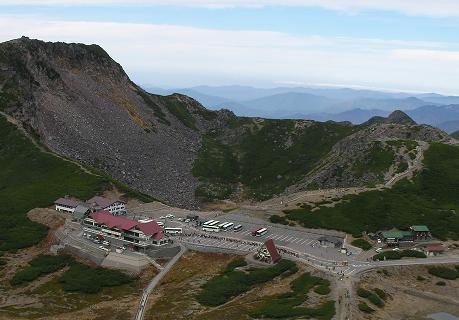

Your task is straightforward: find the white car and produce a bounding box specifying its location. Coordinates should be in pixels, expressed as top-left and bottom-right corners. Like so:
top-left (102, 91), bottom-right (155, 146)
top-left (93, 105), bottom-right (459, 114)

top-left (159, 216), bottom-right (166, 219)
top-left (166, 214), bottom-right (175, 219)
top-left (102, 240), bottom-right (110, 246)
top-left (392, 247), bottom-right (400, 251)
top-left (99, 246), bottom-right (110, 252)
top-left (184, 219), bottom-right (191, 223)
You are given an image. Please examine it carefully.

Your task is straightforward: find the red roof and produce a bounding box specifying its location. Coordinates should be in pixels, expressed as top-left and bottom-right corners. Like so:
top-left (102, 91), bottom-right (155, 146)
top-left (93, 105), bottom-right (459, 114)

top-left (89, 211), bottom-right (163, 240)
top-left (264, 239), bottom-right (281, 263)
top-left (425, 244), bottom-right (445, 252)
top-left (90, 211), bottom-right (137, 230)
top-left (137, 221), bottom-right (162, 236)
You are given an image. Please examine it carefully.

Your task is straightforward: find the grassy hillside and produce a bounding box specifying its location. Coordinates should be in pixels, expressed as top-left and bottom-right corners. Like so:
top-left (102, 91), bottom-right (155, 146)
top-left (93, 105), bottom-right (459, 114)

top-left (193, 119), bottom-right (357, 201)
top-left (285, 143), bottom-right (459, 239)
top-left (452, 130), bottom-right (459, 139)
top-left (0, 115), bottom-right (109, 251)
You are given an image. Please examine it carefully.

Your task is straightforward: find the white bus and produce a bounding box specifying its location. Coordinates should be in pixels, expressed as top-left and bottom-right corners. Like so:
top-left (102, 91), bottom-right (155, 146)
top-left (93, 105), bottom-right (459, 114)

top-left (156, 221), bottom-right (164, 227)
top-left (208, 221), bottom-right (220, 227)
top-left (202, 225), bottom-right (220, 232)
top-left (164, 227), bottom-right (183, 235)
top-left (221, 222), bottom-right (234, 231)
top-left (233, 224), bottom-right (243, 232)
top-left (253, 228), bottom-right (268, 237)
top-left (203, 219), bottom-right (215, 226)
top-left (218, 222), bottom-right (228, 229)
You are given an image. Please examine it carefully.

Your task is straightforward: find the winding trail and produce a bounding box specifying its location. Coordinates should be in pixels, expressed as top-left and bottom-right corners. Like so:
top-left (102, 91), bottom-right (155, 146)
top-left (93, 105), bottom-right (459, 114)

top-left (135, 244), bottom-right (187, 320)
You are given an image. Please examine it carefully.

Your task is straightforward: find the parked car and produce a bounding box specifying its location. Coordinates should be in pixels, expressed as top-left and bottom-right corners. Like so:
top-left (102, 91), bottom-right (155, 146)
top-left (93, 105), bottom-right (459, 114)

top-left (177, 217), bottom-right (183, 221)
top-left (102, 240), bottom-right (110, 246)
top-left (392, 247), bottom-right (400, 251)
top-left (99, 246), bottom-right (110, 252)
top-left (184, 219), bottom-right (191, 223)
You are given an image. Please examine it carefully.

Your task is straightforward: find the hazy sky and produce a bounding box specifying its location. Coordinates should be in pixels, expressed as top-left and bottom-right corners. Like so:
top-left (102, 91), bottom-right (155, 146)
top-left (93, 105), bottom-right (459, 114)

top-left (1, 1), bottom-right (459, 94)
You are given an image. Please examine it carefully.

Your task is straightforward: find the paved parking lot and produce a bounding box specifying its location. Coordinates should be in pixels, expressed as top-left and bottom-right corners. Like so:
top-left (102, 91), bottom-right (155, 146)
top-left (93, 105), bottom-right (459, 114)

top-left (128, 202), bottom-right (350, 262)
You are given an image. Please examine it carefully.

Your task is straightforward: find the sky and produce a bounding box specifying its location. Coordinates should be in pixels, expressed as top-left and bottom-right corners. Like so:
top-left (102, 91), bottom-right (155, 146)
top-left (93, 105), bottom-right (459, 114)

top-left (1, 1), bottom-right (459, 94)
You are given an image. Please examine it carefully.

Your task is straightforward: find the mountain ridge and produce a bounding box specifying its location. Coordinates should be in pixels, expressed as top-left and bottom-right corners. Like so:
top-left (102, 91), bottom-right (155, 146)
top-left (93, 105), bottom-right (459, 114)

top-left (0, 37), bottom-right (453, 208)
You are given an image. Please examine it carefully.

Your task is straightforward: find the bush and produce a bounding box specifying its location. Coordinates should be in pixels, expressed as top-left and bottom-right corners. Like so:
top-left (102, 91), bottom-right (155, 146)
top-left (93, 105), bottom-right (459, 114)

top-left (197, 259), bottom-right (298, 306)
top-left (358, 302), bottom-right (374, 313)
top-left (372, 250), bottom-right (426, 261)
top-left (436, 281), bottom-right (446, 286)
top-left (428, 267), bottom-right (459, 280)
top-left (351, 239), bottom-right (372, 251)
top-left (248, 273), bottom-right (334, 320)
top-left (58, 262), bottom-right (133, 294)
top-left (357, 288), bottom-right (372, 298)
top-left (368, 293), bottom-right (384, 307)
top-left (223, 258), bottom-right (247, 273)
top-left (374, 288), bottom-right (387, 300)
top-left (269, 214), bottom-right (289, 225)
top-left (10, 254), bottom-right (73, 286)
top-left (417, 276), bottom-right (425, 281)
top-left (314, 284), bottom-right (331, 295)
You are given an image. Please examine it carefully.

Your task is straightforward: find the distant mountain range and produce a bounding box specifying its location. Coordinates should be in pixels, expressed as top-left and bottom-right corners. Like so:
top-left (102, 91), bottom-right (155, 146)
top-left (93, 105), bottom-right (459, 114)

top-left (145, 85), bottom-right (459, 132)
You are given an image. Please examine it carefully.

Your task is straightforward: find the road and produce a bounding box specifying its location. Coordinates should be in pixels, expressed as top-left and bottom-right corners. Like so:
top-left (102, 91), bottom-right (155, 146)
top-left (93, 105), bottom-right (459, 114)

top-left (135, 244), bottom-right (186, 320)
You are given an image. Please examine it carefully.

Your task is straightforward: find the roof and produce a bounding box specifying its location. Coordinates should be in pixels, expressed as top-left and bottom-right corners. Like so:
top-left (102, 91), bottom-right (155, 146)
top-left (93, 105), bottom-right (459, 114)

top-left (137, 220), bottom-right (162, 236)
top-left (381, 229), bottom-right (412, 239)
top-left (54, 197), bottom-right (84, 208)
top-left (87, 196), bottom-right (124, 209)
top-left (425, 244), bottom-right (445, 252)
top-left (90, 211), bottom-right (138, 231)
top-left (264, 239), bottom-right (281, 263)
top-left (410, 225), bottom-right (430, 232)
top-left (89, 211), bottom-right (163, 239)
top-left (73, 205), bottom-right (90, 219)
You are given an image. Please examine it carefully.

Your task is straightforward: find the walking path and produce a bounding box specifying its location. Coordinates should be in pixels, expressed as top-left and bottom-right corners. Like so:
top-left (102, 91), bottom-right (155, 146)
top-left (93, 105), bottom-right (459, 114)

top-left (134, 244), bottom-right (186, 320)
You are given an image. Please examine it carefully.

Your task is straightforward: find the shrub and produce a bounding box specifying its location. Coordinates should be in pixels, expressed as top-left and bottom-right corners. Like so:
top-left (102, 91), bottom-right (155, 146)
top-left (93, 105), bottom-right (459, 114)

top-left (428, 267), bottom-right (459, 280)
top-left (269, 214), bottom-right (289, 225)
top-left (58, 262), bottom-right (133, 294)
top-left (197, 259), bottom-right (297, 306)
top-left (314, 284), bottom-right (331, 295)
top-left (368, 293), bottom-right (384, 307)
top-left (357, 288), bottom-right (372, 298)
top-left (223, 258), bottom-right (247, 273)
top-left (372, 250), bottom-right (426, 261)
top-left (351, 239), bottom-right (372, 251)
top-left (417, 276), bottom-right (425, 281)
top-left (373, 288), bottom-right (387, 300)
top-left (10, 254), bottom-right (73, 286)
top-left (436, 281), bottom-right (446, 286)
top-left (358, 302), bottom-right (374, 313)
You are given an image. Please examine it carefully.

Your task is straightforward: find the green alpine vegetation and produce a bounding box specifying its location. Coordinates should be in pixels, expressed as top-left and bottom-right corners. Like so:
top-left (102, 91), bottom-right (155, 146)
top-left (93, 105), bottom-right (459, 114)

top-left (10, 254), bottom-right (74, 286)
top-left (351, 239), bottom-right (372, 251)
top-left (0, 115), bottom-right (109, 252)
top-left (193, 119), bottom-right (357, 201)
top-left (451, 130), bottom-right (459, 139)
top-left (197, 259), bottom-right (298, 307)
top-left (284, 143), bottom-right (459, 240)
top-left (352, 141), bottom-right (394, 180)
top-left (249, 272), bottom-right (335, 320)
top-left (372, 250), bottom-right (426, 261)
top-left (428, 266), bottom-right (459, 280)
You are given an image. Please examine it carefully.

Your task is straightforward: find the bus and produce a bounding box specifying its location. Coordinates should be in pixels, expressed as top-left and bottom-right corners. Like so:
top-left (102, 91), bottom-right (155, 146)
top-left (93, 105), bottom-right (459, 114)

top-left (252, 227), bottom-right (268, 237)
top-left (233, 224), bottom-right (243, 232)
top-left (202, 225), bottom-right (220, 232)
top-left (203, 220), bottom-right (215, 226)
top-left (208, 221), bottom-right (220, 227)
top-left (164, 227), bottom-right (183, 235)
top-left (156, 221), bottom-right (164, 227)
top-left (221, 222), bottom-right (234, 231)
top-left (217, 222), bottom-right (228, 229)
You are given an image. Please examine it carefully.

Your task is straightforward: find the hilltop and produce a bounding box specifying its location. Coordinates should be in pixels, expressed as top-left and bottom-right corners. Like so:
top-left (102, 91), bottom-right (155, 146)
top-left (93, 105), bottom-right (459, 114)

top-left (0, 37), bottom-right (453, 208)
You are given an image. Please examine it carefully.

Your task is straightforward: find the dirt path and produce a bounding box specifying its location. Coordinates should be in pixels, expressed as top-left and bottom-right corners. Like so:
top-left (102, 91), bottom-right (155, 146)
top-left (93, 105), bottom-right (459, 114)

top-left (0, 111), bottom-right (100, 177)
top-left (259, 140), bottom-right (429, 211)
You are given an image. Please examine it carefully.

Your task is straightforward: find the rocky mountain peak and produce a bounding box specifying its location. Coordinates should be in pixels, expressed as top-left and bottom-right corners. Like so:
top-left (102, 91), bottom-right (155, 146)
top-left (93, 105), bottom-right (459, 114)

top-left (365, 109), bottom-right (416, 126)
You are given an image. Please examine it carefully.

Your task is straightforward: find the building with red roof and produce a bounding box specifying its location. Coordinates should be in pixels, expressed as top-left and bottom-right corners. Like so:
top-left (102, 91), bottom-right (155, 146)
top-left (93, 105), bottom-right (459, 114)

top-left (423, 244), bottom-right (446, 256)
top-left (83, 211), bottom-right (167, 250)
top-left (256, 239), bottom-right (281, 264)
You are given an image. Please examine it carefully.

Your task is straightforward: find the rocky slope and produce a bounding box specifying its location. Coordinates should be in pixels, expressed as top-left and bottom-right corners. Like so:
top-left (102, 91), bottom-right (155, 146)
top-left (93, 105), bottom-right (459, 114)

top-left (0, 37), bottom-right (232, 208)
top-left (0, 37), bottom-right (453, 208)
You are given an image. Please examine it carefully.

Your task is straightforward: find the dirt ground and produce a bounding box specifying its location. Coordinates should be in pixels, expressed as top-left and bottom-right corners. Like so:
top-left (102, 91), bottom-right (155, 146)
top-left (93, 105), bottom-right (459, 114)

top-left (355, 265), bottom-right (459, 320)
top-left (145, 251), bottom-right (336, 320)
